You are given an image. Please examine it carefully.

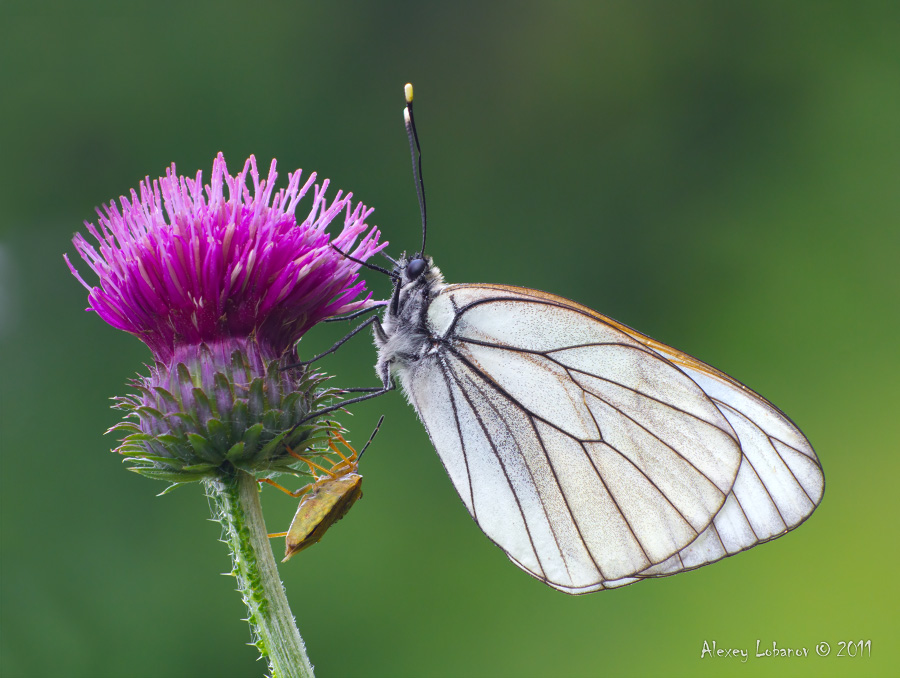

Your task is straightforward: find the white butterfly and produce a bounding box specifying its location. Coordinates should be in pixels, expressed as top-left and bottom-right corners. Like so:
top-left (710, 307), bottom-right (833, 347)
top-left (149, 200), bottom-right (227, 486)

top-left (372, 260), bottom-right (823, 593)
top-left (317, 84), bottom-right (824, 594)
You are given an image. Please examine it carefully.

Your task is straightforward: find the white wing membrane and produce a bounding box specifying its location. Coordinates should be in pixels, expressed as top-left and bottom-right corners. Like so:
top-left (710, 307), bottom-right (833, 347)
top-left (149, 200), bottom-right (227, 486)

top-left (632, 357), bottom-right (824, 579)
top-left (401, 284), bottom-right (824, 593)
top-left (463, 343), bottom-right (599, 440)
top-left (406, 357), bottom-right (475, 514)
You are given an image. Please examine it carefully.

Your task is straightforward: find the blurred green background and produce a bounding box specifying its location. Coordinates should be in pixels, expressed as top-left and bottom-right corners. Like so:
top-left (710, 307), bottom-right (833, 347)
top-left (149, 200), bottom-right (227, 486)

top-left (2, 2), bottom-right (897, 677)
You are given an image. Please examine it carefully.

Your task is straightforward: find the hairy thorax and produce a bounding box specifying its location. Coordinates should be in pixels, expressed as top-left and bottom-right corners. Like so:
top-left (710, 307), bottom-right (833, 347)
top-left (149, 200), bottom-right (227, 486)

top-left (374, 260), bottom-right (446, 387)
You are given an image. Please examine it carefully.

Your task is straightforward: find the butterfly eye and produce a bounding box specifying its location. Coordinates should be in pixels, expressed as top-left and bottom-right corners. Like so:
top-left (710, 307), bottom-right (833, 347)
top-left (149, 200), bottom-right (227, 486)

top-left (406, 257), bottom-right (427, 279)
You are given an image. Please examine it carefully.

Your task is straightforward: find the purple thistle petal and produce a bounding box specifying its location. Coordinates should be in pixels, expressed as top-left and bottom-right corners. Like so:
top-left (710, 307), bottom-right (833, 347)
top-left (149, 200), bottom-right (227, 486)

top-left (67, 153), bottom-right (387, 363)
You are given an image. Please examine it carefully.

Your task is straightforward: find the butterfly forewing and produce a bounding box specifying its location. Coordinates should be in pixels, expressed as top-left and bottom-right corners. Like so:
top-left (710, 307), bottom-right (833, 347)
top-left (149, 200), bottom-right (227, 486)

top-left (402, 283), bottom-right (822, 593)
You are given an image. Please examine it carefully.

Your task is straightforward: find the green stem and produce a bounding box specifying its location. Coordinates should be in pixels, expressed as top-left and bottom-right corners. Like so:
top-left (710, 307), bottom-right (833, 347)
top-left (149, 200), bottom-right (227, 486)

top-left (208, 471), bottom-right (315, 678)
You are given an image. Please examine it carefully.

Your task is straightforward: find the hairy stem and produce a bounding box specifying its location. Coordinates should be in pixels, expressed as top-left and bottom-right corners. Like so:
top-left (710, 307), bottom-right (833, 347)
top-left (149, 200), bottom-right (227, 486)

top-left (209, 471), bottom-right (314, 678)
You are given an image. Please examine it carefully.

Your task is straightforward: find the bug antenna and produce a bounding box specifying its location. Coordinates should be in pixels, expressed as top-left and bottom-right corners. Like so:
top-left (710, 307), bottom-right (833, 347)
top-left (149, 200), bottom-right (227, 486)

top-left (331, 244), bottom-right (399, 281)
top-left (404, 83), bottom-right (427, 258)
top-left (356, 415), bottom-right (385, 462)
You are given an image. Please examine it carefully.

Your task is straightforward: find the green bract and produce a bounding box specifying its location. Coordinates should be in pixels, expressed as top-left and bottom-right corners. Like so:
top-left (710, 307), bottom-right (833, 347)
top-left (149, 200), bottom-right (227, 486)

top-left (110, 340), bottom-right (340, 491)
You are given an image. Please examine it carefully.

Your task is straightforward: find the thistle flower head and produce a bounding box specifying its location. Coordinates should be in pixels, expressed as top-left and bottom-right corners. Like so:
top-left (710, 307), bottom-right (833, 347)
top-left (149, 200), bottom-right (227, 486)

top-left (66, 152), bottom-right (384, 363)
top-left (67, 154), bottom-right (386, 485)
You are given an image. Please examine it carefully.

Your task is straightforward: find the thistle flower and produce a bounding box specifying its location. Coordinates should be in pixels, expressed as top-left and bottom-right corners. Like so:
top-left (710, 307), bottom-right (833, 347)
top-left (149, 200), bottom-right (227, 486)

top-left (67, 152), bottom-right (382, 364)
top-left (66, 153), bottom-right (386, 486)
top-left (66, 153), bottom-right (386, 677)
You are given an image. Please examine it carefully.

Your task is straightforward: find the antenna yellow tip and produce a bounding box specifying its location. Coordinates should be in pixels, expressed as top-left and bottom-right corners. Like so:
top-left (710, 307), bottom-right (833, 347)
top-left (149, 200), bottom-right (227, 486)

top-left (404, 83), bottom-right (414, 103)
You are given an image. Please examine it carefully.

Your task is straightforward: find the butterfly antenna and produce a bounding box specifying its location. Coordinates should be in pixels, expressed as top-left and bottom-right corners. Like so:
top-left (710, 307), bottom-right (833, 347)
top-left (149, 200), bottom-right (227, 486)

top-left (331, 244), bottom-right (399, 281)
top-left (404, 83), bottom-right (427, 258)
top-left (356, 415), bottom-right (385, 462)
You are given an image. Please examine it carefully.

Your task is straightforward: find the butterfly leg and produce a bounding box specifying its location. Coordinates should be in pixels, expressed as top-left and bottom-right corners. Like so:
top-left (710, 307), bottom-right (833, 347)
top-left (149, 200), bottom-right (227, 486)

top-left (322, 305), bottom-right (383, 323)
top-left (285, 314), bottom-right (383, 369)
top-left (297, 379), bottom-right (395, 425)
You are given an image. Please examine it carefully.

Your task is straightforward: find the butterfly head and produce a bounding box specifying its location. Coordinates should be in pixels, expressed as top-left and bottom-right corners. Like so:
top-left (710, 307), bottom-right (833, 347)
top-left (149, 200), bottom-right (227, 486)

top-left (384, 253), bottom-right (445, 320)
top-left (392, 253), bottom-right (441, 288)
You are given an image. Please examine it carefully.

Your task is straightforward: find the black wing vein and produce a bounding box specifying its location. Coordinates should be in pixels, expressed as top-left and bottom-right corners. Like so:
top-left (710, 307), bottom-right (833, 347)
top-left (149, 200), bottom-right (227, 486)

top-left (435, 353), bottom-right (476, 518)
top-left (525, 412), bottom-right (605, 581)
top-left (446, 361), bottom-right (553, 581)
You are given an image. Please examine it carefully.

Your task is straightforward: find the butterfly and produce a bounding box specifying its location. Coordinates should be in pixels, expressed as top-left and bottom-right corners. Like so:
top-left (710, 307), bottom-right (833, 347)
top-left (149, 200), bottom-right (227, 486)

top-left (263, 417), bottom-right (382, 561)
top-left (310, 84), bottom-right (824, 594)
